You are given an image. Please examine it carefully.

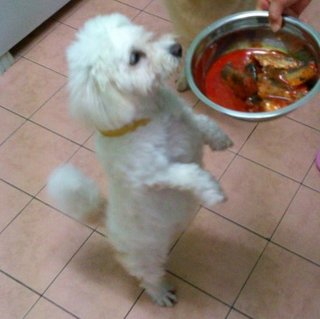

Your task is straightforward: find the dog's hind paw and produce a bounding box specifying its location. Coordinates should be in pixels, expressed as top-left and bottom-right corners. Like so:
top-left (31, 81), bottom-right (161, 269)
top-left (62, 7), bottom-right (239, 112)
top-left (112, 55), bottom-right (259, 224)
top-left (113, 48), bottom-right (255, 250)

top-left (153, 289), bottom-right (177, 307)
top-left (146, 282), bottom-right (177, 307)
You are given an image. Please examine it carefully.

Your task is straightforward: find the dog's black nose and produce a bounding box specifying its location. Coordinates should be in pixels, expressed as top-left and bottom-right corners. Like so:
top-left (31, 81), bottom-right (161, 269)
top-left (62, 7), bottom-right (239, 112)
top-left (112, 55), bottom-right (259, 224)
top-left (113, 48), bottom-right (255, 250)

top-left (169, 43), bottom-right (182, 58)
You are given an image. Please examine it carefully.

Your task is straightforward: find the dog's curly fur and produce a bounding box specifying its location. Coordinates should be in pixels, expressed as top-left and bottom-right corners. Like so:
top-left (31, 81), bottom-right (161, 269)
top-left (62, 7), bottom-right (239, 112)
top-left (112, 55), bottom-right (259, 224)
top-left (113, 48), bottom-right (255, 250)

top-left (48, 14), bottom-right (232, 306)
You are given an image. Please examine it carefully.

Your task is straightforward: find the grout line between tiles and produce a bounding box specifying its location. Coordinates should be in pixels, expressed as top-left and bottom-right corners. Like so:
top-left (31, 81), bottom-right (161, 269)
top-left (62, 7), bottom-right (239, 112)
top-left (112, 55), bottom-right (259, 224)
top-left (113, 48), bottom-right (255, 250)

top-left (166, 270), bottom-right (231, 308)
top-left (270, 241), bottom-right (320, 268)
top-left (114, 0), bottom-right (152, 12)
top-left (41, 230), bottom-right (96, 297)
top-left (216, 151), bottom-right (238, 182)
top-left (0, 193), bottom-right (34, 236)
top-left (225, 308), bottom-right (254, 319)
top-left (0, 269), bottom-right (41, 297)
top-left (27, 118), bottom-right (87, 148)
top-left (23, 294), bottom-right (80, 319)
top-left (236, 153), bottom-right (313, 186)
top-left (229, 240), bottom-right (270, 312)
top-left (21, 56), bottom-right (68, 79)
top-left (42, 296), bottom-right (81, 319)
top-left (0, 117), bottom-right (27, 148)
top-left (132, 8), bottom-right (171, 24)
top-left (286, 115), bottom-right (320, 134)
top-left (22, 295), bottom-right (43, 319)
top-left (34, 196), bottom-right (97, 233)
top-left (123, 290), bottom-right (145, 319)
top-left (268, 184), bottom-right (302, 241)
top-left (236, 122), bottom-right (259, 155)
top-left (204, 206), bottom-right (270, 241)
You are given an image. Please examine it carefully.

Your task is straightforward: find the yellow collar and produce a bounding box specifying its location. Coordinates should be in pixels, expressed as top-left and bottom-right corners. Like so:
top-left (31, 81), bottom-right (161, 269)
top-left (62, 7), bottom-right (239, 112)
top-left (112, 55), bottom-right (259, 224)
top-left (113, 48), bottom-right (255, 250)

top-left (99, 118), bottom-right (151, 137)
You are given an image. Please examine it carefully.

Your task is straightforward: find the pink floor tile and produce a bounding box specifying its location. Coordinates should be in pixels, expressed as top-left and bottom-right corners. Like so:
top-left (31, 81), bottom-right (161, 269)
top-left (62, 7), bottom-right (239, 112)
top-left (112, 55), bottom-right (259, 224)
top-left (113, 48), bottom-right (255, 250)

top-left (195, 102), bottom-right (257, 153)
top-left (0, 180), bottom-right (31, 232)
top-left (53, 0), bottom-right (89, 24)
top-left (127, 274), bottom-right (229, 319)
top-left (0, 107), bottom-right (25, 144)
top-left (133, 11), bottom-right (173, 35)
top-left (304, 161), bottom-right (320, 192)
top-left (1, 0), bottom-right (319, 318)
top-left (236, 244), bottom-right (320, 319)
top-left (287, 94), bottom-right (320, 131)
top-left (169, 208), bottom-right (266, 304)
top-left (212, 156), bottom-right (299, 237)
top-left (83, 134), bottom-right (96, 151)
top-left (0, 121), bottom-right (78, 195)
top-left (301, 0), bottom-right (320, 30)
top-left (31, 85), bottom-right (93, 144)
top-left (0, 199), bottom-right (92, 293)
top-left (203, 146), bottom-right (235, 180)
top-left (227, 310), bottom-right (250, 319)
top-left (0, 58), bottom-right (66, 117)
top-left (25, 298), bottom-right (75, 319)
top-left (0, 272), bottom-right (39, 319)
top-left (273, 185), bottom-right (320, 264)
top-left (45, 232), bottom-right (142, 319)
top-left (240, 117), bottom-right (320, 182)
top-left (25, 23), bottom-right (77, 76)
top-left (63, 0), bottom-right (140, 29)
top-left (119, 0), bottom-right (152, 10)
top-left (144, 0), bottom-right (171, 20)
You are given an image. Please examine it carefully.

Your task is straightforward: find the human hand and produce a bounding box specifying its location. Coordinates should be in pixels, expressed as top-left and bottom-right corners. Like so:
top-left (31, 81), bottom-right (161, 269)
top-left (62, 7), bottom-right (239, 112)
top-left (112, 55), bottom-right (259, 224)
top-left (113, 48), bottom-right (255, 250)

top-left (256, 0), bottom-right (312, 32)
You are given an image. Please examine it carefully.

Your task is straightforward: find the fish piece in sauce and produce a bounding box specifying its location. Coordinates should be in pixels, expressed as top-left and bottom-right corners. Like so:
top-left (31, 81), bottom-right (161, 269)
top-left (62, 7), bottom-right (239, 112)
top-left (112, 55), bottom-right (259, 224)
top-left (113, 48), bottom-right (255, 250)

top-left (221, 62), bottom-right (258, 99)
top-left (220, 49), bottom-right (318, 112)
top-left (281, 61), bottom-right (318, 87)
top-left (252, 51), bottom-right (302, 69)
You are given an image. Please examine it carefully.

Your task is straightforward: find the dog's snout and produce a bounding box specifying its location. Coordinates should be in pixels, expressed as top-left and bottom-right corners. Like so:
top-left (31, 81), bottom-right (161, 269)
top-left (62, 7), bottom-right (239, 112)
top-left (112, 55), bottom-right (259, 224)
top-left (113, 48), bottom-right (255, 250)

top-left (169, 43), bottom-right (182, 58)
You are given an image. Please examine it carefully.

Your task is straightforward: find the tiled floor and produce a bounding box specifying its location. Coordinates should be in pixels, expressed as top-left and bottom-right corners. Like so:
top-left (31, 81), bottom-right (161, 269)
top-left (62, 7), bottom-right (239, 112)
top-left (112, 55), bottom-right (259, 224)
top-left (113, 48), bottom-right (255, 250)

top-left (1, 1), bottom-right (320, 318)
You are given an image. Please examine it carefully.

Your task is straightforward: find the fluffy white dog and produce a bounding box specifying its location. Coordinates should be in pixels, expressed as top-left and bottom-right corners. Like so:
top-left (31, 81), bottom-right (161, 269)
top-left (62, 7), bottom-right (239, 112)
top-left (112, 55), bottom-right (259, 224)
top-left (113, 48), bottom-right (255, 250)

top-left (48, 13), bottom-right (232, 306)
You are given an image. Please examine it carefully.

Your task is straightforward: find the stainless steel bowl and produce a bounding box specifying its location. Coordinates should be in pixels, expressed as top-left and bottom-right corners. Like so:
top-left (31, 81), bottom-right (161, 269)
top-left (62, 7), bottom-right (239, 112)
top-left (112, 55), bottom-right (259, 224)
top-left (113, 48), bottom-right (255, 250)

top-left (185, 11), bottom-right (320, 121)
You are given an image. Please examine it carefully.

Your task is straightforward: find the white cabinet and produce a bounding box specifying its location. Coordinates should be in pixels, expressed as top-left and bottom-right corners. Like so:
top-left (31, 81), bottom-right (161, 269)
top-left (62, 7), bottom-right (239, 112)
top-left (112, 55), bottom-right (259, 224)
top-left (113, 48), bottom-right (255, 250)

top-left (0, 0), bottom-right (71, 72)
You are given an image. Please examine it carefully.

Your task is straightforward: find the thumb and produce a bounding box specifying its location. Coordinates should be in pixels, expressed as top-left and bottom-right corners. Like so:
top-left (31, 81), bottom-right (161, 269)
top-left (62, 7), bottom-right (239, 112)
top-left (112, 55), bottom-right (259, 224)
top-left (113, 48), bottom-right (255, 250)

top-left (268, 1), bottom-right (285, 32)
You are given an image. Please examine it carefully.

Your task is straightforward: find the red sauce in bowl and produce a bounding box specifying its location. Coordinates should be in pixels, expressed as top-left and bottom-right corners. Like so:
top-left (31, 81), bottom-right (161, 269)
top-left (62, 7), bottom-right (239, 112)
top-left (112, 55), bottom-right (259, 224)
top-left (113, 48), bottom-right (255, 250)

top-left (201, 48), bottom-right (318, 112)
top-left (204, 49), bottom-right (260, 112)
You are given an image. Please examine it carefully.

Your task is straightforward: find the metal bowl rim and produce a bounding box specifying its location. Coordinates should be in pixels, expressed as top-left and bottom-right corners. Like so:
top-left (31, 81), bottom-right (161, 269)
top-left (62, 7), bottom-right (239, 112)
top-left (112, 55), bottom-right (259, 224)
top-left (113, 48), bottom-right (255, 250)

top-left (185, 10), bottom-right (320, 121)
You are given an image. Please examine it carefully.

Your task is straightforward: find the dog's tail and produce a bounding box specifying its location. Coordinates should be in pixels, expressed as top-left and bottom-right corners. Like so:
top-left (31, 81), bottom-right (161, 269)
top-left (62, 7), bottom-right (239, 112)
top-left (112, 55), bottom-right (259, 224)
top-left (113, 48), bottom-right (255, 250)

top-left (47, 164), bottom-right (106, 225)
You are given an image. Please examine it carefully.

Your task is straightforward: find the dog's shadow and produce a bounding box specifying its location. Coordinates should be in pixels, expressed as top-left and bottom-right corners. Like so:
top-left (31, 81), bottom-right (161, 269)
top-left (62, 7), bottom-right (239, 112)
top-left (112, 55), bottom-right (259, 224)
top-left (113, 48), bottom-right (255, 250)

top-left (71, 219), bottom-right (279, 311)
top-left (73, 232), bottom-right (142, 301)
top-left (167, 215), bottom-right (279, 308)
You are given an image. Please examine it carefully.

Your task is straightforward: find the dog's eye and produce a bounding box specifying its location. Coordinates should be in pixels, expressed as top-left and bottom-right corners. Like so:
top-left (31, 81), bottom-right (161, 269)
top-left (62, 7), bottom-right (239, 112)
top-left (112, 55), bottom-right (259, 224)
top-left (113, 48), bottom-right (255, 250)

top-left (129, 50), bottom-right (145, 66)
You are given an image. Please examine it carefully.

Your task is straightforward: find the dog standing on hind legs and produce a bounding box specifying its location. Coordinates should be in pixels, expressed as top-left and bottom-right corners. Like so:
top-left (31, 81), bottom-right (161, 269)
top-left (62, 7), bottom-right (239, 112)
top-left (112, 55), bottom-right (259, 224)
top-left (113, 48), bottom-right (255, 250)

top-left (48, 13), bottom-right (233, 306)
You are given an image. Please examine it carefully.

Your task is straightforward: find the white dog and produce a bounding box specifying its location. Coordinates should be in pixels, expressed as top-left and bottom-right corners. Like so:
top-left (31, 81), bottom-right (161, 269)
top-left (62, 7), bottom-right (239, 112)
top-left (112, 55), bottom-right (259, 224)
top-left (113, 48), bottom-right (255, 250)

top-left (48, 14), bottom-right (232, 306)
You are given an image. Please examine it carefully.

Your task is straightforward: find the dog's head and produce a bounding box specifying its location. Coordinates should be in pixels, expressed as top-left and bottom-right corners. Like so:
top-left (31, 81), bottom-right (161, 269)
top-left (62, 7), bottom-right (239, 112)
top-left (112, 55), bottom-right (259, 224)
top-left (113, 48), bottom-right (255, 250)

top-left (66, 14), bottom-right (182, 131)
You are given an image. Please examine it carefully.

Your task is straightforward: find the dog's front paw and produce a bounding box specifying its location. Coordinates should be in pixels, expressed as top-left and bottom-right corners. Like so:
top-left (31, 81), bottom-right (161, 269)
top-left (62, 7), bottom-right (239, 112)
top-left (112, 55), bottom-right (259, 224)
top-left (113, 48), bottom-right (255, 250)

top-left (147, 282), bottom-right (177, 307)
top-left (209, 133), bottom-right (233, 151)
top-left (201, 186), bottom-right (226, 207)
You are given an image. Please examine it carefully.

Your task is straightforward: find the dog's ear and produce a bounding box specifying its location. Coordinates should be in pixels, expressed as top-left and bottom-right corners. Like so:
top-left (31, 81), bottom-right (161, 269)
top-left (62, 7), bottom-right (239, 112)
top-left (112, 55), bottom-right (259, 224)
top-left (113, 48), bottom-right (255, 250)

top-left (67, 62), bottom-right (136, 132)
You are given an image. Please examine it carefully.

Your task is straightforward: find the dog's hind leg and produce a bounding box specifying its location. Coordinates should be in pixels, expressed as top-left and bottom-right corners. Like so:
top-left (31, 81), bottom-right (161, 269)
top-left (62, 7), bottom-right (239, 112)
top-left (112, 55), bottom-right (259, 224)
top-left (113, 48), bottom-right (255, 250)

top-left (116, 249), bottom-right (177, 306)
